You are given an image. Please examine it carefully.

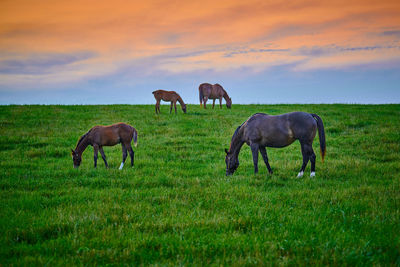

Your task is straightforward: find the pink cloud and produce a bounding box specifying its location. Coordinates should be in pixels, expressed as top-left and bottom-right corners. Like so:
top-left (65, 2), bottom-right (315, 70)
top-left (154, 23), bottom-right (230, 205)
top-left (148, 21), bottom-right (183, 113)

top-left (1, 0), bottom-right (399, 88)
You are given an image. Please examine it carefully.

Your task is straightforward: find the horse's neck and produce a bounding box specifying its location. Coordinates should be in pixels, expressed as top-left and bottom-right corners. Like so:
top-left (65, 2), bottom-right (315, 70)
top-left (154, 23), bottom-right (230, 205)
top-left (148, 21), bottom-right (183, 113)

top-left (75, 135), bottom-right (90, 155)
top-left (222, 90), bottom-right (230, 100)
top-left (232, 140), bottom-right (244, 158)
top-left (230, 130), bottom-right (245, 157)
top-left (177, 96), bottom-right (185, 105)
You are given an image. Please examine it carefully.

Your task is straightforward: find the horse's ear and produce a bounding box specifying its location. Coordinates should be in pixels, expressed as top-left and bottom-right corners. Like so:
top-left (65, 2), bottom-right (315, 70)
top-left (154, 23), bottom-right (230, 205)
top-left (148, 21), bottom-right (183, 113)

top-left (225, 148), bottom-right (229, 154)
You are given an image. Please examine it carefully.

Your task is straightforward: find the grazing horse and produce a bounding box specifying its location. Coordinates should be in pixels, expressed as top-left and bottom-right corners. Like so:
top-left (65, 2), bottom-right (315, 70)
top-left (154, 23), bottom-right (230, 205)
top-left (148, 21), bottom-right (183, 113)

top-left (71, 123), bottom-right (138, 170)
top-left (152, 90), bottom-right (187, 114)
top-left (199, 83), bottom-right (232, 109)
top-left (225, 112), bottom-right (326, 178)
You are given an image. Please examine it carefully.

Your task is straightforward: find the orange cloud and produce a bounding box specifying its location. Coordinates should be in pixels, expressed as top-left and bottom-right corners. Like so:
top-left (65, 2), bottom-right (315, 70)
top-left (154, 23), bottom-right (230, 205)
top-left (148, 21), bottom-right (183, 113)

top-left (1, 0), bottom-right (399, 88)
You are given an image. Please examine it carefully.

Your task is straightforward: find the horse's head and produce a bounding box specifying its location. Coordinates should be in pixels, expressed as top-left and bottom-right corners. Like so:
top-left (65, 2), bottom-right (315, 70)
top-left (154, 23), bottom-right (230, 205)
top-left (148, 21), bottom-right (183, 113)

top-left (225, 148), bottom-right (239, 175)
top-left (71, 149), bottom-right (82, 168)
top-left (226, 98), bottom-right (232, 109)
top-left (182, 103), bottom-right (187, 113)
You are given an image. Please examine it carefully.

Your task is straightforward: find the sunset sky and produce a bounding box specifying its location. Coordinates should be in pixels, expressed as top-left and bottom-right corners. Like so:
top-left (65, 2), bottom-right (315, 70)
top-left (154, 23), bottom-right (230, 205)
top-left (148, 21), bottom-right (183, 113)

top-left (1, 0), bottom-right (399, 104)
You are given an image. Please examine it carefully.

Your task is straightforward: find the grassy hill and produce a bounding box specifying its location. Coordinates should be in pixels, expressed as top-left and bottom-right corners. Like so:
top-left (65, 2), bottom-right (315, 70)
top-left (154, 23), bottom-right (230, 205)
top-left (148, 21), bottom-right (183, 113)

top-left (0, 104), bottom-right (399, 265)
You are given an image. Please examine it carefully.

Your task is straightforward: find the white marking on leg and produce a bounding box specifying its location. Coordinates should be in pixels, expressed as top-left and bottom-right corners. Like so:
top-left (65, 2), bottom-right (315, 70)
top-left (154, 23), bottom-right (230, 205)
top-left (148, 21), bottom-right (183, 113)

top-left (119, 162), bottom-right (124, 170)
top-left (310, 172), bottom-right (316, 177)
top-left (297, 171), bottom-right (304, 178)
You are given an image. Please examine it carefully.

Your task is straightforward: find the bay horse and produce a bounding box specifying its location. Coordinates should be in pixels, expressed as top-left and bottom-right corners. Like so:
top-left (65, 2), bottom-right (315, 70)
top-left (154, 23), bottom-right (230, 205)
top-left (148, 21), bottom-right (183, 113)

top-left (225, 112), bottom-right (326, 178)
top-left (152, 90), bottom-right (187, 114)
top-left (199, 83), bottom-right (232, 109)
top-left (71, 123), bottom-right (138, 170)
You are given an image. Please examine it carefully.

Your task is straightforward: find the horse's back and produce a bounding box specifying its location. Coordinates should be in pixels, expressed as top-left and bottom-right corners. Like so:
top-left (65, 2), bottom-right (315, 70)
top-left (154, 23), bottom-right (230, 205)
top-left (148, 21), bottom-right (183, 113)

top-left (243, 113), bottom-right (289, 147)
top-left (211, 83), bottom-right (223, 97)
top-left (243, 112), bottom-right (316, 147)
top-left (286, 112), bottom-right (316, 128)
top-left (88, 125), bottom-right (116, 145)
top-left (213, 83), bottom-right (223, 90)
top-left (153, 90), bottom-right (178, 101)
top-left (113, 122), bottom-right (132, 130)
top-left (93, 123), bottom-right (133, 145)
top-left (199, 83), bottom-right (212, 89)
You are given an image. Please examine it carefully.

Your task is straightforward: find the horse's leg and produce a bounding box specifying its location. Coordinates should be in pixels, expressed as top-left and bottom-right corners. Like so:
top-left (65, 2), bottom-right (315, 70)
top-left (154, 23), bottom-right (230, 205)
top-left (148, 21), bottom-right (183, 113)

top-left (310, 147), bottom-right (316, 177)
top-left (174, 101), bottom-right (177, 114)
top-left (155, 100), bottom-right (160, 114)
top-left (250, 143), bottom-right (259, 173)
top-left (99, 147), bottom-right (108, 168)
top-left (212, 99), bottom-right (215, 109)
top-left (126, 143), bottom-right (134, 166)
top-left (204, 97), bottom-right (208, 109)
top-left (169, 102), bottom-right (173, 114)
top-left (93, 144), bottom-right (99, 168)
top-left (259, 146), bottom-right (273, 174)
top-left (297, 141), bottom-right (312, 178)
top-left (219, 97), bottom-right (222, 109)
top-left (119, 144), bottom-right (127, 170)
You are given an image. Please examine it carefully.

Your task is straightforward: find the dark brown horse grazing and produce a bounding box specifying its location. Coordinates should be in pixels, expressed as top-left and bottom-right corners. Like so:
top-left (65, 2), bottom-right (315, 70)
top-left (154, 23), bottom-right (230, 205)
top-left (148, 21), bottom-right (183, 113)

top-left (225, 112), bottom-right (326, 178)
top-left (152, 90), bottom-right (187, 114)
top-left (71, 123), bottom-right (138, 169)
top-left (199, 83), bottom-right (232, 109)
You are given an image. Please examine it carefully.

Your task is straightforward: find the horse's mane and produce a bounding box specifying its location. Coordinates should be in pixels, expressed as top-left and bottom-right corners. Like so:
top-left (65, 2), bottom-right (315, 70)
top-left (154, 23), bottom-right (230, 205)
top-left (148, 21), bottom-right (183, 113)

top-left (214, 83), bottom-right (230, 99)
top-left (231, 113), bottom-right (266, 143)
top-left (76, 130), bottom-right (91, 147)
top-left (247, 113), bottom-right (267, 124)
top-left (232, 125), bottom-right (241, 137)
top-left (214, 83), bottom-right (224, 91)
top-left (229, 122), bottom-right (245, 151)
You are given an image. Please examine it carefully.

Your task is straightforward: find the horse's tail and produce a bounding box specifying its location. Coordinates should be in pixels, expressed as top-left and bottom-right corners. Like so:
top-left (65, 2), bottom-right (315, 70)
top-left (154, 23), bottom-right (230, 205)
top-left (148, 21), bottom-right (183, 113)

top-left (132, 128), bottom-right (138, 147)
top-left (311, 113), bottom-right (326, 162)
top-left (199, 85), bottom-right (203, 107)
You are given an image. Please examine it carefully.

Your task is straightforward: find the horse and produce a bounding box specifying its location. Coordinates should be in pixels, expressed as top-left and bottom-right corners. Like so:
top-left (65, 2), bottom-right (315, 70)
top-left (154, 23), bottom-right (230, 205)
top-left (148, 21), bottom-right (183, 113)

top-left (71, 123), bottom-right (138, 170)
top-left (152, 90), bottom-right (187, 114)
top-left (199, 83), bottom-right (232, 109)
top-left (225, 112), bottom-right (326, 178)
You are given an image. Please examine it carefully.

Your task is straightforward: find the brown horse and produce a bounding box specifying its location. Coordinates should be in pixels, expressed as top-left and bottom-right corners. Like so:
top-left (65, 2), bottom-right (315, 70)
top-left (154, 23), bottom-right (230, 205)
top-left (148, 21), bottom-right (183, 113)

top-left (71, 123), bottom-right (138, 169)
top-left (152, 90), bottom-right (187, 114)
top-left (199, 83), bottom-right (232, 109)
top-left (225, 112), bottom-right (326, 178)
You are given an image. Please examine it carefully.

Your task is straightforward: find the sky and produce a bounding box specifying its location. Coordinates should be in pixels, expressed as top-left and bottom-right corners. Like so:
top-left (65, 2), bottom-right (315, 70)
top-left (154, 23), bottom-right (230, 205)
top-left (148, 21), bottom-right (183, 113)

top-left (0, 0), bottom-right (400, 104)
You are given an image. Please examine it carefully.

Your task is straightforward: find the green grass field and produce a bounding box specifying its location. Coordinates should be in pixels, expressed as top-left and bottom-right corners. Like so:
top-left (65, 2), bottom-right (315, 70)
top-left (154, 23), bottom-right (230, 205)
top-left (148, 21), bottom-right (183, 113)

top-left (1, 104), bottom-right (399, 265)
